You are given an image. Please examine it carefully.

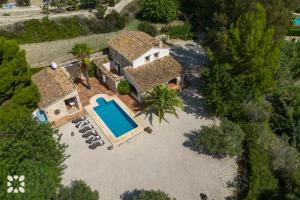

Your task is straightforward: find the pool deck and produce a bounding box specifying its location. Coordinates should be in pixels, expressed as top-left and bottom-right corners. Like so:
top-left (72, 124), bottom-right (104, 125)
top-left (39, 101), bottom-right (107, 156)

top-left (85, 94), bottom-right (147, 146)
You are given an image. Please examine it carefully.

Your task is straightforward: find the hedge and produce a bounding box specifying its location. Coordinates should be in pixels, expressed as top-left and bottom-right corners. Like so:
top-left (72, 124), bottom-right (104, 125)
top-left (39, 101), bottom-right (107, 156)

top-left (287, 26), bottom-right (300, 36)
top-left (0, 13), bottom-right (128, 44)
top-left (161, 23), bottom-right (193, 40)
top-left (244, 124), bottom-right (279, 200)
top-left (138, 22), bottom-right (158, 36)
top-left (117, 80), bottom-right (131, 94)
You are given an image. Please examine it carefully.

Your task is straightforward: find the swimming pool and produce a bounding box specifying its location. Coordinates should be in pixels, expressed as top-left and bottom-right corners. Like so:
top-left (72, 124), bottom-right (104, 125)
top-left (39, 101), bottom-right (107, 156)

top-left (93, 98), bottom-right (138, 138)
top-left (32, 109), bottom-right (48, 123)
top-left (294, 18), bottom-right (300, 26)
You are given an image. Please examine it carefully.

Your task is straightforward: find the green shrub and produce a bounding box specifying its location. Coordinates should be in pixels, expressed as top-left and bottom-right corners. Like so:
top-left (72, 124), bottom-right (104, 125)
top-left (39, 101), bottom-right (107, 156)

top-left (9, 84), bottom-right (40, 110)
top-left (117, 80), bottom-right (131, 94)
top-left (104, 11), bottom-right (128, 31)
top-left (80, 0), bottom-right (97, 9)
top-left (243, 123), bottom-right (279, 200)
top-left (295, 5), bottom-right (300, 13)
top-left (287, 26), bottom-right (300, 36)
top-left (138, 22), bottom-right (158, 36)
top-left (122, 189), bottom-right (175, 200)
top-left (0, 15), bottom-right (127, 44)
top-left (190, 120), bottom-right (245, 158)
top-left (162, 23), bottom-right (193, 40)
top-left (2, 13), bottom-right (10, 16)
top-left (55, 180), bottom-right (99, 200)
top-left (109, 0), bottom-right (120, 7)
top-left (140, 0), bottom-right (177, 23)
top-left (95, 3), bottom-right (107, 19)
top-left (88, 63), bottom-right (97, 77)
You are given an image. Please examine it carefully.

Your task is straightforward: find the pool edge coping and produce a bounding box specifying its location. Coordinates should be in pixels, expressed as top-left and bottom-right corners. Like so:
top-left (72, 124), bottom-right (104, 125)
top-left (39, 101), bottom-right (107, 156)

top-left (85, 94), bottom-right (147, 146)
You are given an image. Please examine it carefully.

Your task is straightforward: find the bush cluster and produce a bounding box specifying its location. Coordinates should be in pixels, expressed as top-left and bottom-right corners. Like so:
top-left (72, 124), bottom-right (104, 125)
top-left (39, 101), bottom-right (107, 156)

top-left (191, 120), bottom-right (245, 158)
top-left (0, 13), bottom-right (128, 44)
top-left (117, 80), bottom-right (131, 94)
top-left (162, 23), bottom-right (193, 40)
top-left (140, 0), bottom-right (177, 23)
top-left (287, 26), bottom-right (300, 36)
top-left (245, 129), bottom-right (279, 200)
top-left (138, 22), bottom-right (158, 36)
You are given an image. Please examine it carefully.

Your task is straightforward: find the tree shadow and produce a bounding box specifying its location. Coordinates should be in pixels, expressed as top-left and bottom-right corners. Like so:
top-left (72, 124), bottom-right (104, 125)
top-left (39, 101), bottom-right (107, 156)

top-left (178, 67), bottom-right (213, 119)
top-left (169, 42), bottom-right (209, 69)
top-left (168, 42), bottom-right (213, 119)
top-left (183, 129), bottom-right (225, 159)
top-left (135, 109), bottom-right (169, 126)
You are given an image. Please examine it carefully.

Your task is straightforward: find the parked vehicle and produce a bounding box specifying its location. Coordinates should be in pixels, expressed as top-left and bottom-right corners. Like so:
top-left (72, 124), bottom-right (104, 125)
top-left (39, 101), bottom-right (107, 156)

top-left (82, 130), bottom-right (97, 138)
top-left (86, 135), bottom-right (101, 144)
top-left (79, 125), bottom-right (93, 133)
top-left (72, 116), bottom-right (86, 123)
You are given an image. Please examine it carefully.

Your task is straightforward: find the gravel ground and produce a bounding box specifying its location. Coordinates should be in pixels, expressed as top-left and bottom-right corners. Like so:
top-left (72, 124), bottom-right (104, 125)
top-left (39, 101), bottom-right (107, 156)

top-left (21, 33), bottom-right (117, 67)
top-left (60, 109), bottom-right (237, 200)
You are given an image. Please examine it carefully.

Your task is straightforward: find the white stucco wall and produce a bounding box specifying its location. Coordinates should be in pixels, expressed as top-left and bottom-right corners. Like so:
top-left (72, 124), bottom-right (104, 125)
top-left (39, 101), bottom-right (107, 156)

top-left (132, 48), bottom-right (170, 68)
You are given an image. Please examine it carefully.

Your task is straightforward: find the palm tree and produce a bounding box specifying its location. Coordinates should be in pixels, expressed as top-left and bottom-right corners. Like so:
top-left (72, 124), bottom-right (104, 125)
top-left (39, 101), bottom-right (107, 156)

top-left (71, 43), bottom-right (93, 89)
top-left (143, 84), bottom-right (184, 123)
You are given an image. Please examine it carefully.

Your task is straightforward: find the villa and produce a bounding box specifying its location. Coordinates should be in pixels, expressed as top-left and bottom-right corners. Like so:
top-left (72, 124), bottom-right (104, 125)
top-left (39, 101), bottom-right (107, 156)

top-left (31, 31), bottom-right (183, 144)
top-left (94, 31), bottom-right (183, 102)
top-left (32, 67), bottom-right (83, 127)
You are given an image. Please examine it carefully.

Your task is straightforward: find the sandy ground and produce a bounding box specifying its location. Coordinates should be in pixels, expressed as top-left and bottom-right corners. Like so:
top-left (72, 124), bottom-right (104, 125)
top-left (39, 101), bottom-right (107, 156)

top-left (60, 110), bottom-right (237, 200)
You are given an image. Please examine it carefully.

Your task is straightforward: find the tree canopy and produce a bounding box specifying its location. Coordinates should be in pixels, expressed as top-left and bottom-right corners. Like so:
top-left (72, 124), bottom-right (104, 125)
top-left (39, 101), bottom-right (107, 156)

top-left (55, 180), bottom-right (99, 200)
top-left (0, 37), bottom-right (39, 108)
top-left (140, 0), bottom-right (177, 23)
top-left (0, 111), bottom-right (66, 200)
top-left (201, 4), bottom-right (279, 119)
top-left (143, 84), bottom-right (183, 123)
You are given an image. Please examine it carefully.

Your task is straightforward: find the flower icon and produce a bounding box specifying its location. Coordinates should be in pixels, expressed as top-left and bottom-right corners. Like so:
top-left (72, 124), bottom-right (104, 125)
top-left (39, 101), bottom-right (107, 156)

top-left (7, 175), bottom-right (25, 193)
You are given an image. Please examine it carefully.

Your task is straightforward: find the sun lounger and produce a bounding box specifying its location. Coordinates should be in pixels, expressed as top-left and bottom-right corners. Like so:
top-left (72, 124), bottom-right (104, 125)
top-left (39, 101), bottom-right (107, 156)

top-left (85, 135), bottom-right (101, 144)
top-left (72, 116), bottom-right (86, 123)
top-left (79, 125), bottom-right (93, 133)
top-left (82, 130), bottom-right (97, 138)
top-left (75, 121), bottom-right (83, 128)
top-left (78, 120), bottom-right (90, 128)
top-left (88, 140), bottom-right (104, 149)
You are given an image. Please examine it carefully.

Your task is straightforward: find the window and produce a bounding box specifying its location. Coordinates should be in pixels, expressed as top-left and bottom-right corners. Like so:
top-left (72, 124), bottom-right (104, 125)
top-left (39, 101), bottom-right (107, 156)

top-left (154, 52), bottom-right (159, 58)
top-left (145, 56), bottom-right (150, 62)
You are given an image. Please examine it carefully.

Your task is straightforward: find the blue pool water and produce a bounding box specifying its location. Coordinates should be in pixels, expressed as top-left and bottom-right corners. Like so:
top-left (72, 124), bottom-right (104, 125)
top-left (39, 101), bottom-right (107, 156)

top-left (294, 18), bottom-right (300, 26)
top-left (33, 109), bottom-right (48, 123)
top-left (93, 98), bottom-right (138, 138)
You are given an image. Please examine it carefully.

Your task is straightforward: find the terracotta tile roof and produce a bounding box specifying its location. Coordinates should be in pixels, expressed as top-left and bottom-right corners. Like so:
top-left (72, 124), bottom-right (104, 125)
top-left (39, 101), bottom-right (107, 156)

top-left (93, 55), bottom-right (123, 82)
top-left (108, 31), bottom-right (169, 62)
top-left (124, 56), bottom-right (182, 93)
top-left (32, 67), bottom-right (76, 108)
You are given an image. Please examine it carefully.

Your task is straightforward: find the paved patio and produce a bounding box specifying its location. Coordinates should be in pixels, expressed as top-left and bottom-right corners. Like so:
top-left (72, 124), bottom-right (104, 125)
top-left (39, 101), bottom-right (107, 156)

top-left (60, 109), bottom-right (237, 200)
top-left (76, 77), bottom-right (141, 112)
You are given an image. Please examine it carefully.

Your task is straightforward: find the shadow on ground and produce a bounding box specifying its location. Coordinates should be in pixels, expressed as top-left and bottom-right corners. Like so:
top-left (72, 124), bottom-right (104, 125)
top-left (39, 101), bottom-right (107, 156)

top-left (170, 41), bottom-right (212, 119)
top-left (170, 42), bottom-right (209, 69)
